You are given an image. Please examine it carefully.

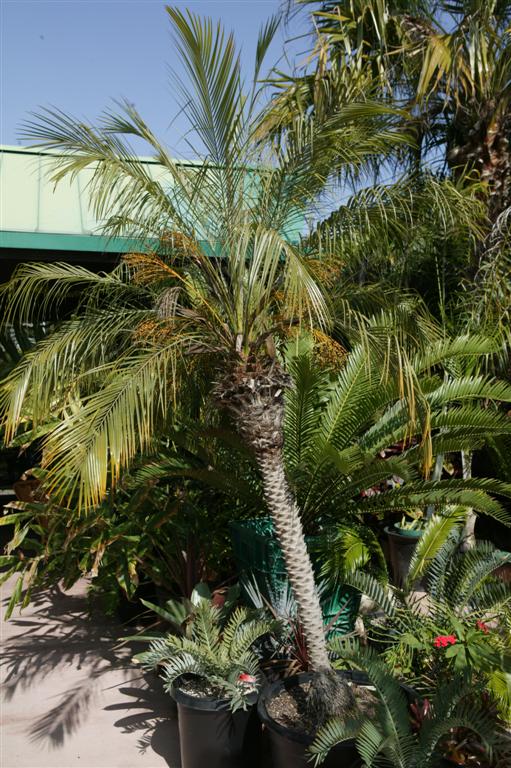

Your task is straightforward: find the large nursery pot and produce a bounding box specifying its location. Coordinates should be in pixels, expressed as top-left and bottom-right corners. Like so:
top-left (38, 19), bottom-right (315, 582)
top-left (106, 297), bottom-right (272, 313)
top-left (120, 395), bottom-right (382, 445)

top-left (385, 524), bottom-right (422, 587)
top-left (258, 671), bottom-right (368, 768)
top-left (172, 681), bottom-right (261, 768)
top-left (230, 518), bottom-right (360, 635)
top-left (258, 671), bottom-right (417, 768)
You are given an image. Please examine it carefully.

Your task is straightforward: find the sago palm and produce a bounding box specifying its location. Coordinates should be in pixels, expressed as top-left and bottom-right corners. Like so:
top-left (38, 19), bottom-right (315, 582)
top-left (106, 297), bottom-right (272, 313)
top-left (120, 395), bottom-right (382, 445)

top-left (0, 6), bottom-right (410, 710)
top-left (343, 512), bottom-right (511, 720)
top-left (309, 648), bottom-right (509, 767)
top-left (283, 334), bottom-right (511, 534)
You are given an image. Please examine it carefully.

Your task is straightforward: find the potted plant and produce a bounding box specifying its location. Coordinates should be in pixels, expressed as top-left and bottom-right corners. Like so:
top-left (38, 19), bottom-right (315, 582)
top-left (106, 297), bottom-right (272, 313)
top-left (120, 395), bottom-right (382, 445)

top-left (308, 650), bottom-right (508, 768)
top-left (385, 509), bottom-right (425, 586)
top-left (3, 3), bottom-right (511, 742)
top-left (347, 515), bottom-right (511, 723)
top-left (258, 668), bottom-right (383, 768)
top-left (135, 595), bottom-right (273, 768)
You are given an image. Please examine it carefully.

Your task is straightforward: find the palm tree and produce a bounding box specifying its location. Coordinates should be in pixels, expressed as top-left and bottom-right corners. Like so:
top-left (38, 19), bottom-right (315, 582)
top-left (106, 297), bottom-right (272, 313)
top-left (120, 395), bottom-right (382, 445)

top-left (281, 2), bottom-right (511, 550)
top-left (409, 0), bottom-right (511, 224)
top-left (0, 7), bottom-right (412, 711)
top-left (291, 1), bottom-right (511, 224)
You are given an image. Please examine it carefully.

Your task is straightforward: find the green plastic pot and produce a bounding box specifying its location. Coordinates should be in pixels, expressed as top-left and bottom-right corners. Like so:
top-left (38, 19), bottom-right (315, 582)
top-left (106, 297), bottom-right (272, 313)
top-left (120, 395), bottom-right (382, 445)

top-left (230, 518), bottom-right (360, 636)
top-left (392, 523), bottom-right (424, 539)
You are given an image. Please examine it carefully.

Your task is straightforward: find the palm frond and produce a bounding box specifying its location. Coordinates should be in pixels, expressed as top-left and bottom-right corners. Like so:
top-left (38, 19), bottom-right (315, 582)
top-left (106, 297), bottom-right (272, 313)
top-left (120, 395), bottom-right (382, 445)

top-left (406, 509), bottom-right (466, 587)
top-left (41, 343), bottom-right (188, 508)
top-left (309, 716), bottom-right (361, 766)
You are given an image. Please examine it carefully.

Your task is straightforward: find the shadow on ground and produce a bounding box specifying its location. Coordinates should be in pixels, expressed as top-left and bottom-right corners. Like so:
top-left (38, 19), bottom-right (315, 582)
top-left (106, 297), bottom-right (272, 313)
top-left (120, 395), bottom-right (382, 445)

top-left (106, 683), bottom-right (181, 767)
top-left (1, 576), bottom-right (179, 767)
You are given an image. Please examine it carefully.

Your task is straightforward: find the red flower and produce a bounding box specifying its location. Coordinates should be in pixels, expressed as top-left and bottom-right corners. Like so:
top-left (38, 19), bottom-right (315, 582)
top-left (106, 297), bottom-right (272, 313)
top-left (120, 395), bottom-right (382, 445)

top-left (238, 673), bottom-right (257, 684)
top-left (476, 620), bottom-right (489, 634)
top-left (433, 634), bottom-right (457, 648)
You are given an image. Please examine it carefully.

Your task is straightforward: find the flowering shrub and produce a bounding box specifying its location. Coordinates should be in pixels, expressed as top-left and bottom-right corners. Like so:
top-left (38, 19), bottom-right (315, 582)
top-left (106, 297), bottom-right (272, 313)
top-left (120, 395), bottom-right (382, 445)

top-left (392, 615), bottom-right (505, 678)
top-left (433, 634), bottom-right (457, 648)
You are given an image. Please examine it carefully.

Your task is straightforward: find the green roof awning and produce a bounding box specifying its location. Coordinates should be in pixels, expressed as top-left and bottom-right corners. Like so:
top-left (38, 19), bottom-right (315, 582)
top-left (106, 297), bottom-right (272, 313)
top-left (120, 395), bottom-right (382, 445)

top-left (0, 145), bottom-right (305, 256)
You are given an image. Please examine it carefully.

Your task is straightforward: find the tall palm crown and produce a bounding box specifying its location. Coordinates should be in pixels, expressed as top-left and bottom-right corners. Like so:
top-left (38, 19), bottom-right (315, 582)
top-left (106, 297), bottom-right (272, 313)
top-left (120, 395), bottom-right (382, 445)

top-left (296, 0), bottom-right (511, 222)
top-left (0, 7), bottom-right (408, 695)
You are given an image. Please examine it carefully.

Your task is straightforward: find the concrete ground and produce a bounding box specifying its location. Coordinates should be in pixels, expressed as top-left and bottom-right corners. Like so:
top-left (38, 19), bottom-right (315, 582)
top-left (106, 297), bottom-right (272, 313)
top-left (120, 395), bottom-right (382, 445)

top-left (0, 575), bottom-right (181, 768)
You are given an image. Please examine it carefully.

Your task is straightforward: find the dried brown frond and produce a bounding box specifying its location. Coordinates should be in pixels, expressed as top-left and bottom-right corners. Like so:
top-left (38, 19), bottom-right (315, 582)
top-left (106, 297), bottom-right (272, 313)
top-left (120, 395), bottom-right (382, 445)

top-left (157, 287), bottom-right (180, 320)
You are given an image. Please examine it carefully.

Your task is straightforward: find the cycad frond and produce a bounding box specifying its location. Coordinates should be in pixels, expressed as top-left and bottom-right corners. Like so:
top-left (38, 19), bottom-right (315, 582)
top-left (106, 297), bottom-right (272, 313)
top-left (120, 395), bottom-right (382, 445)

top-left (135, 597), bottom-right (271, 710)
top-left (227, 617), bottom-right (272, 662)
top-left (356, 478), bottom-right (511, 525)
top-left (309, 716), bottom-right (361, 766)
top-left (339, 572), bottom-right (399, 625)
top-left (284, 353), bottom-right (330, 467)
top-left (406, 509), bottom-right (466, 587)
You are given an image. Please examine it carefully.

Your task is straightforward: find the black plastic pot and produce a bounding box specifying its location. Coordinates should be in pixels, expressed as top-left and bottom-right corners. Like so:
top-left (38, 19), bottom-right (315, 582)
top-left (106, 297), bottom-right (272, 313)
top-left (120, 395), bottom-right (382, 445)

top-left (173, 684), bottom-right (261, 768)
top-left (259, 671), bottom-right (419, 768)
top-left (385, 525), bottom-right (422, 587)
top-left (258, 671), bottom-right (369, 768)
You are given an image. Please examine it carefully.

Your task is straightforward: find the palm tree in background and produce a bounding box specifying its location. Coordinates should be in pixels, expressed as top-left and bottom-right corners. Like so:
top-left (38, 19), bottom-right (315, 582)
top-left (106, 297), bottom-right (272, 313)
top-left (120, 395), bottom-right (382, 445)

top-left (0, 7), bottom-right (418, 712)
top-left (278, 2), bottom-right (511, 549)
top-left (290, 0), bottom-right (511, 225)
top-left (278, 0), bottom-right (511, 320)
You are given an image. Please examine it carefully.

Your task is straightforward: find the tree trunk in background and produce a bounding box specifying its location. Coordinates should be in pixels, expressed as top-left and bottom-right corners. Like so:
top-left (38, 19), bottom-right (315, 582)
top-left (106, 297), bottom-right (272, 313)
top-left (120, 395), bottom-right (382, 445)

top-left (460, 450), bottom-right (476, 552)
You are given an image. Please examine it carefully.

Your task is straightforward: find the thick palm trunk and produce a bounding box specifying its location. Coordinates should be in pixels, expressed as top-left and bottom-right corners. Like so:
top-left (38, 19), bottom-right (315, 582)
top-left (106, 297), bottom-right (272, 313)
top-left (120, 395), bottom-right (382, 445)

top-left (449, 110), bottom-right (511, 226)
top-left (256, 446), bottom-right (330, 671)
top-left (217, 358), bottom-right (355, 720)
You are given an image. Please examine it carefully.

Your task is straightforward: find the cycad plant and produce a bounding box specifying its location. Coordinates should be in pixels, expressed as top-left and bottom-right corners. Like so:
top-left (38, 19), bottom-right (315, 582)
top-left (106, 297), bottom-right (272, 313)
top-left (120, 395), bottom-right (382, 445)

top-left (282, 335), bottom-right (511, 535)
top-left (309, 648), bottom-right (509, 767)
top-left (0, 6), bottom-right (412, 710)
top-left (134, 596), bottom-right (273, 712)
top-left (145, 334), bottom-right (511, 538)
top-left (344, 513), bottom-right (511, 720)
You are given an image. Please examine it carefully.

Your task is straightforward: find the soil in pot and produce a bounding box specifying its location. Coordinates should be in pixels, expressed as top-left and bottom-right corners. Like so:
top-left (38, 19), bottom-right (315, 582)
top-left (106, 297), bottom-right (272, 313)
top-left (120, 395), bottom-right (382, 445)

top-left (173, 678), bottom-right (261, 768)
top-left (266, 678), bottom-right (376, 736)
top-left (258, 672), bottom-right (377, 768)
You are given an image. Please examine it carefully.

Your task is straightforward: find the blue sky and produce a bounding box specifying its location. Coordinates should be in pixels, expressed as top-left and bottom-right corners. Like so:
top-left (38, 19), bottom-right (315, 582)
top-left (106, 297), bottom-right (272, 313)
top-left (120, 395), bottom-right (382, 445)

top-left (1, 1), bottom-right (309, 157)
